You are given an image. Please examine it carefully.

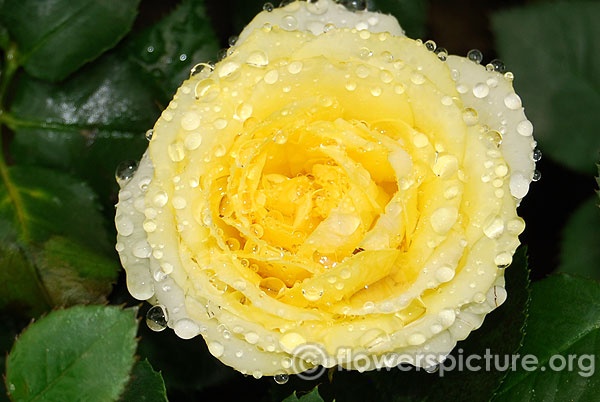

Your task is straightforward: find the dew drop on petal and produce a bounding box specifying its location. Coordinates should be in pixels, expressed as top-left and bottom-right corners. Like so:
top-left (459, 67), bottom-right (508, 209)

top-left (472, 82), bottom-right (489, 98)
top-left (435, 266), bottom-right (455, 283)
top-left (430, 207), bottom-right (458, 234)
top-left (504, 93), bottom-right (522, 110)
top-left (274, 373), bottom-right (289, 385)
top-left (246, 50), bottom-right (269, 67)
top-left (494, 252), bottom-right (512, 269)
top-left (516, 119), bottom-right (533, 136)
top-left (288, 61), bottom-right (303, 74)
top-left (467, 49), bottom-right (483, 64)
top-left (146, 305), bottom-right (168, 332)
top-left (115, 160), bottom-right (138, 183)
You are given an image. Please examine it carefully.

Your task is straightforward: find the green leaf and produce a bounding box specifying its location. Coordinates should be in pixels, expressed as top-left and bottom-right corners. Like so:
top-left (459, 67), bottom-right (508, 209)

top-left (119, 359), bottom-right (168, 402)
top-left (5, 305), bottom-right (139, 402)
top-left (0, 166), bottom-right (111, 250)
top-left (0, 0), bottom-right (141, 81)
top-left (0, 166), bottom-right (119, 312)
top-left (35, 236), bottom-right (120, 306)
top-left (596, 163), bottom-right (600, 198)
top-left (124, 0), bottom-right (220, 101)
top-left (370, 0), bottom-right (428, 38)
top-left (559, 197), bottom-right (600, 280)
top-left (0, 314), bottom-right (28, 402)
top-left (494, 274), bottom-right (600, 401)
top-left (283, 386), bottom-right (325, 402)
top-left (491, 2), bottom-right (600, 174)
top-left (0, 242), bottom-right (49, 316)
top-left (7, 53), bottom-right (160, 205)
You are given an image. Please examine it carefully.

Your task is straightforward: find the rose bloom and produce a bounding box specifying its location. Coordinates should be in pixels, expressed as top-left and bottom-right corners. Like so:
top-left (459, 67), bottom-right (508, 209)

top-left (115, 0), bottom-right (536, 378)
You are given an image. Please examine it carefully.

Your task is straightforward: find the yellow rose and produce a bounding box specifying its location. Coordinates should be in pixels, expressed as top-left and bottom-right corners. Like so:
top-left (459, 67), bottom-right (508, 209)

top-left (115, 0), bottom-right (536, 378)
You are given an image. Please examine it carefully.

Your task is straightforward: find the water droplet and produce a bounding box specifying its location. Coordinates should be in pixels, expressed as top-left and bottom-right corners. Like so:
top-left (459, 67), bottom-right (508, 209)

top-left (190, 63), bottom-right (214, 77)
top-left (259, 277), bottom-right (286, 297)
top-left (146, 305), bottom-right (168, 331)
top-left (143, 219), bottom-right (157, 232)
top-left (467, 49), bottom-right (483, 64)
top-left (263, 2), bottom-right (274, 11)
top-left (274, 373), bottom-right (289, 384)
top-left (533, 148), bottom-right (542, 161)
top-left (504, 93), bottom-right (522, 110)
top-left (174, 319), bottom-right (200, 339)
top-left (435, 47), bottom-right (448, 61)
top-left (370, 86), bottom-right (382, 97)
top-left (510, 172), bottom-right (529, 198)
top-left (172, 196), bottom-right (187, 209)
top-left (302, 285), bottom-right (324, 301)
top-left (245, 331), bottom-right (260, 344)
top-left (184, 133), bottom-right (202, 150)
top-left (228, 35), bottom-right (238, 47)
top-left (264, 69), bottom-right (279, 84)
top-left (495, 164), bottom-right (509, 177)
top-left (494, 252), bottom-right (512, 268)
top-left (504, 71), bottom-right (514, 81)
top-left (435, 266), bottom-right (455, 283)
top-left (195, 78), bottom-right (219, 101)
top-left (441, 96), bottom-right (453, 106)
top-left (355, 65), bottom-right (369, 78)
top-left (115, 215), bottom-right (134, 236)
top-left (410, 72), bottom-right (425, 85)
top-left (133, 240), bottom-right (151, 258)
top-left (168, 141), bottom-right (186, 162)
top-left (181, 112), bottom-right (201, 131)
top-left (462, 108), bottom-right (478, 126)
top-left (214, 144), bottom-right (227, 157)
top-left (413, 133), bottom-right (429, 148)
top-left (472, 82), bottom-right (489, 98)
top-left (115, 160), bottom-right (138, 183)
top-left (490, 59), bottom-right (506, 73)
top-left (532, 170), bottom-right (542, 182)
top-left (430, 207), bottom-right (458, 234)
top-left (507, 217), bottom-right (525, 235)
top-left (483, 216), bottom-right (505, 239)
top-left (247, 50), bottom-right (269, 67)
top-left (380, 50), bottom-right (394, 62)
top-left (145, 129), bottom-right (154, 141)
top-left (288, 61), bottom-right (303, 74)
top-left (359, 47), bottom-right (373, 59)
top-left (214, 119), bottom-right (228, 130)
top-left (235, 102), bottom-right (253, 121)
top-left (218, 61), bottom-right (241, 78)
top-left (516, 119), bottom-right (533, 136)
top-left (432, 154), bottom-right (458, 178)
top-left (408, 332), bottom-right (426, 346)
top-left (208, 341), bottom-right (225, 357)
top-left (380, 70), bottom-right (393, 84)
top-left (424, 40), bottom-right (436, 51)
top-left (330, 213), bottom-right (361, 235)
top-left (280, 332), bottom-right (306, 351)
top-left (273, 131), bottom-right (288, 144)
top-left (282, 15), bottom-right (298, 29)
